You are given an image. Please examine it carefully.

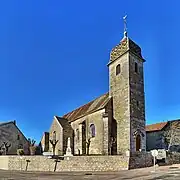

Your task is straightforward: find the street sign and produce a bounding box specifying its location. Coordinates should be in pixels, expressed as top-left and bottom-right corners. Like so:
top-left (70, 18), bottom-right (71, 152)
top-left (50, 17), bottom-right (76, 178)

top-left (151, 149), bottom-right (158, 172)
top-left (151, 149), bottom-right (158, 157)
top-left (157, 149), bottom-right (166, 160)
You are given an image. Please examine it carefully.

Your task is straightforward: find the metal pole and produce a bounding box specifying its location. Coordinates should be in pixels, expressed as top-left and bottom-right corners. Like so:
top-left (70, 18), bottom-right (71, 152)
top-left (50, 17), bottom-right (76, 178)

top-left (154, 156), bottom-right (156, 172)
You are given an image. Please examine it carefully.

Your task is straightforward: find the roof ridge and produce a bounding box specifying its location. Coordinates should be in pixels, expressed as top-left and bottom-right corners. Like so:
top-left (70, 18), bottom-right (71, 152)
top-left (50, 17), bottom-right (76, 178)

top-left (0, 121), bottom-right (15, 126)
top-left (62, 92), bottom-right (108, 117)
top-left (146, 121), bottom-right (167, 126)
top-left (146, 121), bottom-right (168, 132)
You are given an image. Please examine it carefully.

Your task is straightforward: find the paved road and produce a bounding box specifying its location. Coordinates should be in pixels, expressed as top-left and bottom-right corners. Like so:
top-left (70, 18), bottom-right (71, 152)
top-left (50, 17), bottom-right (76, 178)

top-left (1, 165), bottom-right (180, 179)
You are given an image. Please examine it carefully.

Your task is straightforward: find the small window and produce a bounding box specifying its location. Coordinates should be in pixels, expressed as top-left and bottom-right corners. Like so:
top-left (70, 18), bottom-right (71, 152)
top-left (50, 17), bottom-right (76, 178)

top-left (53, 131), bottom-right (56, 141)
top-left (90, 124), bottom-right (95, 137)
top-left (135, 62), bottom-right (138, 73)
top-left (116, 64), bottom-right (121, 75)
top-left (136, 101), bottom-right (139, 107)
top-left (17, 135), bottom-right (20, 140)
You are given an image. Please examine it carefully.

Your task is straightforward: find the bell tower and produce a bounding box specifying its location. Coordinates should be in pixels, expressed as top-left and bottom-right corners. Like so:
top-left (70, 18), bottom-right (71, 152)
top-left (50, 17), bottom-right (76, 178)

top-left (108, 16), bottom-right (146, 154)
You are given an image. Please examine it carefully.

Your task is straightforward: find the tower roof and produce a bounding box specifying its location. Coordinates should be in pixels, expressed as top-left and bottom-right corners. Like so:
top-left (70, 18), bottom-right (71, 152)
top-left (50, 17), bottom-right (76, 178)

top-left (110, 37), bottom-right (144, 63)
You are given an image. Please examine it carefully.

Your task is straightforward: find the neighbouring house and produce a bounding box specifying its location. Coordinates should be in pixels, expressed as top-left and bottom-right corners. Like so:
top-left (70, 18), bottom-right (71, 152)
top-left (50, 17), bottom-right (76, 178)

top-left (41, 24), bottom-right (147, 156)
top-left (146, 119), bottom-right (180, 152)
top-left (0, 121), bottom-right (29, 155)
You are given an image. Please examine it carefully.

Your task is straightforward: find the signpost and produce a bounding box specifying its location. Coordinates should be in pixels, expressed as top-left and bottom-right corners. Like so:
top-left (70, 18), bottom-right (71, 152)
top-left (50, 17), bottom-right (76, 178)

top-left (151, 149), bottom-right (158, 172)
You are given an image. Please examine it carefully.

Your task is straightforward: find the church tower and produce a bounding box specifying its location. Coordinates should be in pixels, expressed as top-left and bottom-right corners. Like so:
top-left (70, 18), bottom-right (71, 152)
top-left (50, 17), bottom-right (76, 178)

top-left (108, 16), bottom-right (146, 154)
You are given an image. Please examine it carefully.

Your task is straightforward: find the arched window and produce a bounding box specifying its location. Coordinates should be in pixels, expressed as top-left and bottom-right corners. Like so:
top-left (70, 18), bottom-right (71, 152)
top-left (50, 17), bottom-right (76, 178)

top-left (90, 124), bottom-right (95, 137)
top-left (116, 64), bottom-right (121, 75)
top-left (136, 134), bottom-right (141, 151)
top-left (135, 62), bottom-right (138, 73)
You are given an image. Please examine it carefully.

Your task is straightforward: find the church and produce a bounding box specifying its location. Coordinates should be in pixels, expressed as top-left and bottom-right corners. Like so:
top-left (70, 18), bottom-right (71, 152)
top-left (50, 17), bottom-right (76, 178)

top-left (41, 19), bottom-right (146, 156)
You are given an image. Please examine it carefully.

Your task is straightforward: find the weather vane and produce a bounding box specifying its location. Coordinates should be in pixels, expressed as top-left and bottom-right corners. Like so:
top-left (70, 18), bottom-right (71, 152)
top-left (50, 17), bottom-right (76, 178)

top-left (123, 15), bottom-right (127, 37)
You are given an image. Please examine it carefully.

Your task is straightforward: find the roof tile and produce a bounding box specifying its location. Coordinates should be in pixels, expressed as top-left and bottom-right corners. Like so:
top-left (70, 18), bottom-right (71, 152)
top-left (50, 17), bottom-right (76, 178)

top-left (62, 93), bottom-right (110, 122)
top-left (146, 122), bottom-right (168, 132)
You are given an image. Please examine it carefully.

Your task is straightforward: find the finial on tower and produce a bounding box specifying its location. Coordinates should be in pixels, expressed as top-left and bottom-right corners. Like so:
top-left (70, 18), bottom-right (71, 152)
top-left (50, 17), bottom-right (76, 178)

top-left (123, 15), bottom-right (128, 38)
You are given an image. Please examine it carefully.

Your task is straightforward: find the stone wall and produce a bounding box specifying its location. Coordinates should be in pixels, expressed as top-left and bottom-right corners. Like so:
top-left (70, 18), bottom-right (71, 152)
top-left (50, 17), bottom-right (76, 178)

top-left (0, 122), bottom-right (29, 155)
top-left (71, 109), bottom-right (106, 155)
top-left (129, 152), bottom-right (153, 169)
top-left (109, 52), bottom-right (131, 155)
top-left (0, 156), bottom-right (9, 170)
top-left (40, 132), bottom-right (49, 152)
top-left (129, 53), bottom-right (146, 152)
top-left (0, 155), bottom-right (129, 172)
top-left (166, 152), bottom-right (180, 165)
top-left (0, 154), bottom-right (153, 172)
top-left (49, 118), bottom-right (63, 155)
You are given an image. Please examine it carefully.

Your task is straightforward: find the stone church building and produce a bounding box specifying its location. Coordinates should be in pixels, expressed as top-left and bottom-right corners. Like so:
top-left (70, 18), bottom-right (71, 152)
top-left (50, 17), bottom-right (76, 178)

top-left (41, 28), bottom-right (146, 156)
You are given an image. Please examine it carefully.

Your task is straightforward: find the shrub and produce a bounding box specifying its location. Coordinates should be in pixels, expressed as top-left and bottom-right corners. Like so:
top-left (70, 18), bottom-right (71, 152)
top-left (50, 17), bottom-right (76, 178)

top-left (17, 149), bottom-right (24, 155)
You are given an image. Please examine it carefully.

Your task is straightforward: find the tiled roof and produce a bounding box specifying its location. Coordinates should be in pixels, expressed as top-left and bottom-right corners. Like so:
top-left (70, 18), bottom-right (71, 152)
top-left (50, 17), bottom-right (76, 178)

top-left (62, 92), bottom-right (110, 122)
top-left (110, 37), bottom-right (144, 63)
top-left (146, 122), bottom-right (168, 132)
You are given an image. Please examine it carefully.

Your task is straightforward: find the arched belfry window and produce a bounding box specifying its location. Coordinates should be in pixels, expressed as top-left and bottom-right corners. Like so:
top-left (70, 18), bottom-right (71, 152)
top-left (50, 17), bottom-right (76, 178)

top-left (116, 64), bottom-right (121, 75)
top-left (90, 124), bottom-right (95, 137)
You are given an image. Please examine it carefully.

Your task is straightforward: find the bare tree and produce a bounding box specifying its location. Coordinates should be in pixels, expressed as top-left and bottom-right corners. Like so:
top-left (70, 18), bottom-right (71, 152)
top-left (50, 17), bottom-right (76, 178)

top-left (49, 139), bottom-right (58, 156)
top-left (163, 121), bottom-right (180, 151)
top-left (0, 142), bottom-right (11, 155)
top-left (49, 131), bottom-right (58, 156)
top-left (28, 138), bottom-right (36, 155)
top-left (86, 137), bottom-right (91, 155)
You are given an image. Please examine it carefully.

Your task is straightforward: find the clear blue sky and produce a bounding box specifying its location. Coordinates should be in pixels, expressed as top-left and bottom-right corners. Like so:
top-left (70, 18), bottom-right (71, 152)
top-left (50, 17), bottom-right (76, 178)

top-left (0, 1), bottom-right (180, 142)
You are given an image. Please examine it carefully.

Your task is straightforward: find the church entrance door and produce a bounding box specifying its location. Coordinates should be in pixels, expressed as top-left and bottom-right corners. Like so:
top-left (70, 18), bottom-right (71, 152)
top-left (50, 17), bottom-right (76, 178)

top-left (136, 135), bottom-right (141, 151)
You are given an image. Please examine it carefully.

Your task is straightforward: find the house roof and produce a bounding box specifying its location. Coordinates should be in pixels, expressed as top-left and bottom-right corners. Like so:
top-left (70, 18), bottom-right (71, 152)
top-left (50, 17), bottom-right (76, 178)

top-left (0, 120), bottom-right (28, 141)
top-left (146, 122), bottom-right (168, 132)
top-left (55, 116), bottom-right (71, 127)
top-left (0, 121), bottom-right (15, 126)
top-left (62, 92), bottom-right (110, 122)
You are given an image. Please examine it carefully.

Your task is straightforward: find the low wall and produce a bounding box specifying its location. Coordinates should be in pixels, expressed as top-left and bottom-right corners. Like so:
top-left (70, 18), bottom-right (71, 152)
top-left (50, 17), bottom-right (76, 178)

top-left (0, 156), bottom-right (9, 170)
top-left (0, 153), bottom-right (153, 172)
top-left (0, 155), bottom-right (129, 172)
top-left (129, 152), bottom-right (153, 169)
top-left (166, 152), bottom-right (180, 165)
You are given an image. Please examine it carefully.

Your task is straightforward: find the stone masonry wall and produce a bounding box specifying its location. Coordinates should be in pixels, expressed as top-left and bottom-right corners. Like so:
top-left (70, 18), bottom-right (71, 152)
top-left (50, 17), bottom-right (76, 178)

top-left (71, 109), bottom-right (106, 155)
top-left (40, 132), bottom-right (49, 152)
top-left (109, 53), bottom-right (131, 154)
top-left (0, 122), bottom-right (29, 155)
top-left (0, 154), bottom-right (154, 171)
top-left (129, 152), bottom-right (153, 169)
top-left (129, 53), bottom-right (146, 152)
top-left (49, 118), bottom-right (63, 155)
top-left (0, 155), bottom-right (129, 172)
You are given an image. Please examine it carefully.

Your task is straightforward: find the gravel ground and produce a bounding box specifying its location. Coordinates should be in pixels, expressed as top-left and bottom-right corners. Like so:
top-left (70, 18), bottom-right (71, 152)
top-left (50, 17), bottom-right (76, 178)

top-left (0, 165), bottom-right (180, 180)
